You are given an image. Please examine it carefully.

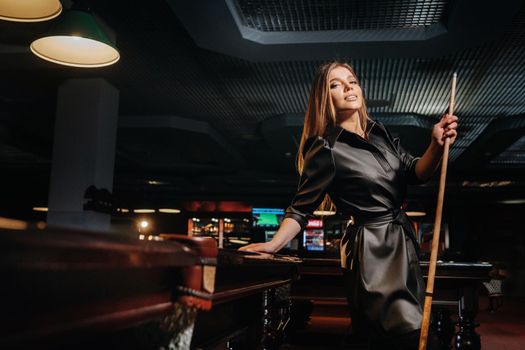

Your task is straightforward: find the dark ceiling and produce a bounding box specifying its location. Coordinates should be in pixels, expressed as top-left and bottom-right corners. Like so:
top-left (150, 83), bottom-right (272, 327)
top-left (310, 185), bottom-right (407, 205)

top-left (1, 0), bottom-right (524, 217)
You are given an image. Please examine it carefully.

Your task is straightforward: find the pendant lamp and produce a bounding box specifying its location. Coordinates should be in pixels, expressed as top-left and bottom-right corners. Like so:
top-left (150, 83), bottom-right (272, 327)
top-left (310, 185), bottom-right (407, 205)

top-left (30, 9), bottom-right (119, 68)
top-left (0, 0), bottom-right (62, 22)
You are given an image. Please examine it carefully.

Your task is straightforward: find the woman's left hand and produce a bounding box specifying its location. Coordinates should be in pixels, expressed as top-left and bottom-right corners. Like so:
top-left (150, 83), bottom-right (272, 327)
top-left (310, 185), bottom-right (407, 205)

top-left (432, 114), bottom-right (458, 147)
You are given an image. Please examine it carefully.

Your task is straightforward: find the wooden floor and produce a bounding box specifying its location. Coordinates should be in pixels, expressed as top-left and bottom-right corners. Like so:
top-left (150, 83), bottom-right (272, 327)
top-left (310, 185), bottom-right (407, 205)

top-left (280, 297), bottom-right (525, 350)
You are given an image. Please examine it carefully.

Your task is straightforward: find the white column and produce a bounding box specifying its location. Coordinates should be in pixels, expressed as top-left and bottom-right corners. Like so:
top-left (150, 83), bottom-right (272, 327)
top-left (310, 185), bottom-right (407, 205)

top-left (47, 78), bottom-right (119, 231)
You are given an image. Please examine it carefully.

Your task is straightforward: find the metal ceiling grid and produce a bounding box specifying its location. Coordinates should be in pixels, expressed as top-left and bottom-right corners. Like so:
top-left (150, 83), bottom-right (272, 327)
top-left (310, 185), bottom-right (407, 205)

top-left (235, 0), bottom-right (448, 31)
top-left (116, 47), bottom-right (524, 160)
top-left (84, 0), bottom-right (524, 166)
top-left (6, 0), bottom-right (516, 169)
top-left (119, 53), bottom-right (320, 138)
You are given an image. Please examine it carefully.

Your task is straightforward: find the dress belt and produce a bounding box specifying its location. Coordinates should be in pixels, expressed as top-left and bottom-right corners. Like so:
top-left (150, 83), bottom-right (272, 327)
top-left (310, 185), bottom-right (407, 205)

top-left (345, 209), bottom-right (420, 269)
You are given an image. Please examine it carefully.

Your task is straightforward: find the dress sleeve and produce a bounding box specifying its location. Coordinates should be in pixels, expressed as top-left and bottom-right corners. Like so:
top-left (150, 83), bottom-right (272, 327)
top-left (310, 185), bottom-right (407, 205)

top-left (284, 137), bottom-right (336, 229)
top-left (392, 137), bottom-right (425, 185)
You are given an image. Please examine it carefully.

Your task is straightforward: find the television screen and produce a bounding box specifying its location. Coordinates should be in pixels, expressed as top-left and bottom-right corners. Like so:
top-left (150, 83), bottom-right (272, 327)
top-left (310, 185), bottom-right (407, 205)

top-left (303, 219), bottom-right (324, 251)
top-left (303, 229), bottom-right (324, 251)
top-left (252, 208), bottom-right (284, 228)
top-left (265, 229), bottom-right (293, 249)
top-left (265, 230), bottom-right (277, 242)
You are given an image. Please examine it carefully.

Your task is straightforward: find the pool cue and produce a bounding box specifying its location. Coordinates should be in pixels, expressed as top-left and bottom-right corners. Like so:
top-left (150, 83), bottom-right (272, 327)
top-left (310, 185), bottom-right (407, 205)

top-left (419, 73), bottom-right (457, 350)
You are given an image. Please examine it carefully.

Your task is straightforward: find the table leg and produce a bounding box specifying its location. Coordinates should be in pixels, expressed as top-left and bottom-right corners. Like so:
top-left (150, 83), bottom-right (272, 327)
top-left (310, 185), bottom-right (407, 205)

top-left (454, 293), bottom-right (480, 350)
top-left (431, 308), bottom-right (454, 350)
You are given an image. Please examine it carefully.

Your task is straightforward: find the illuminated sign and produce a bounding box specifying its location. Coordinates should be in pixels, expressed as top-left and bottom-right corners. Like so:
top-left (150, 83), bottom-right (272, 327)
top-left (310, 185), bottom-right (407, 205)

top-left (306, 219), bottom-right (323, 228)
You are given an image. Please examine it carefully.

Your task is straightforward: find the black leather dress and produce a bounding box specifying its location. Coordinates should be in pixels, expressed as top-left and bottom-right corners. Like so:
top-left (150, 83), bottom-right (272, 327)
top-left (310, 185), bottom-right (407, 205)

top-left (284, 120), bottom-right (425, 337)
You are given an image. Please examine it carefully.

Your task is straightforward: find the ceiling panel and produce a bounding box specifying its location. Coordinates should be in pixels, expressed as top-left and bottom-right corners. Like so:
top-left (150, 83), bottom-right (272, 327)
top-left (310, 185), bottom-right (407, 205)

top-left (235, 0), bottom-right (448, 31)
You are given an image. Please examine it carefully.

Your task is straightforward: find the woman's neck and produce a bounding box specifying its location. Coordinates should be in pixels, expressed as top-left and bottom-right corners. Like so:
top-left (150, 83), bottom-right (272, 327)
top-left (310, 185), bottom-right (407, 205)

top-left (338, 111), bottom-right (365, 136)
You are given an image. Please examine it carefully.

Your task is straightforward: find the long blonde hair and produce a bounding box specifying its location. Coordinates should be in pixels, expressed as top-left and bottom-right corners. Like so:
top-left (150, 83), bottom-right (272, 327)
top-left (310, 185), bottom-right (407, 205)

top-left (297, 61), bottom-right (370, 211)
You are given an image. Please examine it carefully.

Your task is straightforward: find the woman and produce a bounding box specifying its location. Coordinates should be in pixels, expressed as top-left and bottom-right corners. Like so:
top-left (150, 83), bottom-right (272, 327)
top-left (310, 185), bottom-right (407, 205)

top-left (240, 61), bottom-right (458, 349)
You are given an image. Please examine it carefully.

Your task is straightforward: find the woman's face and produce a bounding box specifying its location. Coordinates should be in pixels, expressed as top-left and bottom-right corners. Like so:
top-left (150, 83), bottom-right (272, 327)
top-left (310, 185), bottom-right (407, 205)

top-left (328, 66), bottom-right (363, 116)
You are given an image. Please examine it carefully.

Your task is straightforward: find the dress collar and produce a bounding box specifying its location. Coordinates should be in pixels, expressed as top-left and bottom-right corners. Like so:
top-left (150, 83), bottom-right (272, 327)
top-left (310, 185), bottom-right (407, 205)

top-left (324, 119), bottom-right (382, 147)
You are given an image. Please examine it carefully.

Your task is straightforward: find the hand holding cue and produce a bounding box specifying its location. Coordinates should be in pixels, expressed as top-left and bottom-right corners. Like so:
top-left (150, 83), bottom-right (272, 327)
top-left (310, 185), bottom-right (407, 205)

top-left (419, 73), bottom-right (457, 350)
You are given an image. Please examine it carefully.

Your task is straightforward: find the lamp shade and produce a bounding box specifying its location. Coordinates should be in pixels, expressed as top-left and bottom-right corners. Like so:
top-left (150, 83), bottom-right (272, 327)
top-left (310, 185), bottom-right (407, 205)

top-left (30, 10), bottom-right (119, 68)
top-left (0, 0), bottom-right (62, 22)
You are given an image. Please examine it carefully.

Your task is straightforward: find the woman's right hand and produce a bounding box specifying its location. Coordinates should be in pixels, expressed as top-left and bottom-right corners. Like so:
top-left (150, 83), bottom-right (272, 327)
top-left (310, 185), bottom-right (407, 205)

top-left (238, 241), bottom-right (277, 254)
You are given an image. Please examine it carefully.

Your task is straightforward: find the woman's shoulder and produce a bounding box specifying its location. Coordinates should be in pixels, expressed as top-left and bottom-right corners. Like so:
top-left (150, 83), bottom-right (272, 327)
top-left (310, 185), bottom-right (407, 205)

top-left (301, 136), bottom-right (336, 172)
top-left (302, 134), bottom-right (336, 159)
top-left (303, 136), bottom-right (330, 156)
